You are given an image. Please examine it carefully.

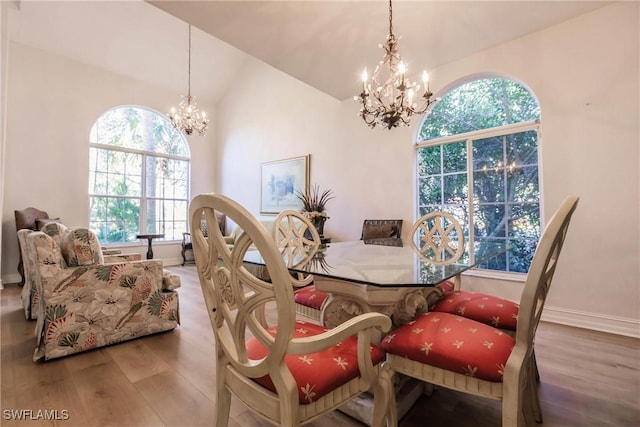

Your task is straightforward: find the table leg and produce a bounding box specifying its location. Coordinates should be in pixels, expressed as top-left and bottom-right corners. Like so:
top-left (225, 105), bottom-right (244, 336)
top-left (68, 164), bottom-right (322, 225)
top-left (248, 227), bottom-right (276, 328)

top-left (145, 238), bottom-right (154, 259)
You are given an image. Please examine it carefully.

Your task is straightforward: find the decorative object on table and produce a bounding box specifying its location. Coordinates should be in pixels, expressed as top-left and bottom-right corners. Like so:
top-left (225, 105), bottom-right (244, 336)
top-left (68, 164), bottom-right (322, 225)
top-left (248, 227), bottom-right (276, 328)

top-left (295, 184), bottom-right (335, 238)
top-left (307, 251), bottom-right (333, 274)
top-left (355, 0), bottom-right (436, 129)
top-left (261, 155), bottom-right (310, 214)
top-left (168, 24), bottom-right (209, 136)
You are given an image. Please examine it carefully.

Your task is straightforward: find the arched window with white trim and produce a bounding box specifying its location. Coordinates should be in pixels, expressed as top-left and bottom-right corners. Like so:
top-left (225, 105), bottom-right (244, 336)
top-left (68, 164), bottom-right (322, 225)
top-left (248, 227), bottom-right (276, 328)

top-left (416, 77), bottom-right (541, 274)
top-left (89, 106), bottom-right (190, 244)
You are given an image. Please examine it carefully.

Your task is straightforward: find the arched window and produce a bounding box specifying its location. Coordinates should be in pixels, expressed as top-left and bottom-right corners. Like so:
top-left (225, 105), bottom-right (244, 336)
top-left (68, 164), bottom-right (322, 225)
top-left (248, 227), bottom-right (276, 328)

top-left (416, 77), bottom-right (540, 274)
top-left (89, 106), bottom-right (190, 244)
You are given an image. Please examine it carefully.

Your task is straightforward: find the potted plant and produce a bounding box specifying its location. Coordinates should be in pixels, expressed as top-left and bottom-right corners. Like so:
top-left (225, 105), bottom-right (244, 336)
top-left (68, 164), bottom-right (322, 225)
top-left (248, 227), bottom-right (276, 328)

top-left (295, 184), bottom-right (335, 237)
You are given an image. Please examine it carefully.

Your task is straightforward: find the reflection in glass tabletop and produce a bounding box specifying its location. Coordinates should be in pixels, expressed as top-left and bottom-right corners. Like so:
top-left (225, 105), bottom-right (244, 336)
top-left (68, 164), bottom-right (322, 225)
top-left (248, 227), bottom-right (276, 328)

top-left (243, 239), bottom-right (507, 288)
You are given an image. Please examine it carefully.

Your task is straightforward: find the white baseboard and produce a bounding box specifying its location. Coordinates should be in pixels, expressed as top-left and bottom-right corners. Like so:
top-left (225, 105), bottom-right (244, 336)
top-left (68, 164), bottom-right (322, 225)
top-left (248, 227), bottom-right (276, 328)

top-left (1, 273), bottom-right (21, 286)
top-left (542, 305), bottom-right (640, 338)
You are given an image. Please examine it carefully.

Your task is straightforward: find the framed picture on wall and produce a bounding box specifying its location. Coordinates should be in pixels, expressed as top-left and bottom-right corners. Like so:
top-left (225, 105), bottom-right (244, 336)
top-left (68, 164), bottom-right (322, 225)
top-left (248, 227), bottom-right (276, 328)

top-left (261, 155), bottom-right (310, 214)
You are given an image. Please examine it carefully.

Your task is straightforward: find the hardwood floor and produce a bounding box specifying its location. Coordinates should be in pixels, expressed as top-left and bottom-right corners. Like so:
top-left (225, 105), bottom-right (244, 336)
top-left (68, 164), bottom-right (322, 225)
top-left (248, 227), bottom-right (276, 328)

top-left (2, 266), bottom-right (638, 427)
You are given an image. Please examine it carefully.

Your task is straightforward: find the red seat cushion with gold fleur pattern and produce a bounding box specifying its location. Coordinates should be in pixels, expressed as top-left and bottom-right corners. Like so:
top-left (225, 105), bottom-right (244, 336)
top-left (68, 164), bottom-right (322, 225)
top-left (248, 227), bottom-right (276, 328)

top-left (431, 290), bottom-right (519, 330)
top-left (382, 312), bottom-right (515, 382)
top-left (294, 285), bottom-right (329, 310)
top-left (246, 320), bottom-right (385, 404)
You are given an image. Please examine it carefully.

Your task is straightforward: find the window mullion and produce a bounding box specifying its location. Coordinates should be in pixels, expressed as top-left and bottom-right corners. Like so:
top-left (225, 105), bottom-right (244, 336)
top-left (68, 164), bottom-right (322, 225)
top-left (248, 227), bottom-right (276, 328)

top-left (140, 153), bottom-right (147, 234)
top-left (466, 138), bottom-right (474, 264)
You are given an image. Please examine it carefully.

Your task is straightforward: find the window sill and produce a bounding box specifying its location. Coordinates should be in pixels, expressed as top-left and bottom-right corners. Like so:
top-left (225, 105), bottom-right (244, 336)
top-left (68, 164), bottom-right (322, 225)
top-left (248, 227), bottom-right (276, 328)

top-left (462, 269), bottom-right (526, 283)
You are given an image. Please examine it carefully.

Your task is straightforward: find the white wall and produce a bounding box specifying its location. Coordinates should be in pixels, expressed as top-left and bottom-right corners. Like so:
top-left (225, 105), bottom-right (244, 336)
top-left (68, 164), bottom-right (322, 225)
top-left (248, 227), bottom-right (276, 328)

top-left (1, 42), bottom-right (217, 281)
top-left (216, 3), bottom-right (639, 337)
top-left (1, 2), bottom-right (637, 337)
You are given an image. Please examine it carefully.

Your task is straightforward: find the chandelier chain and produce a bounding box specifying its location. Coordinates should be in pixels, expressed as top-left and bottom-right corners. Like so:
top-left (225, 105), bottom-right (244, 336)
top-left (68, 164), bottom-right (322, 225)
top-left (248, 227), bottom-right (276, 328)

top-left (188, 25), bottom-right (191, 98)
top-left (388, 0), bottom-right (393, 37)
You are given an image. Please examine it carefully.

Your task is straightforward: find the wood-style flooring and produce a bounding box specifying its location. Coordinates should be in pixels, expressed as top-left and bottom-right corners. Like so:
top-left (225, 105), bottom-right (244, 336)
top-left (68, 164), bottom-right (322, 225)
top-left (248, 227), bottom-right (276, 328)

top-left (1, 266), bottom-right (638, 426)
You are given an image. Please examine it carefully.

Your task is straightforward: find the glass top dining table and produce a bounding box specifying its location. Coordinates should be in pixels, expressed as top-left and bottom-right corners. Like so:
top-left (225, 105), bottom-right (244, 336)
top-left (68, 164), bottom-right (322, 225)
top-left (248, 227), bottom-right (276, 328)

top-left (243, 238), bottom-right (507, 289)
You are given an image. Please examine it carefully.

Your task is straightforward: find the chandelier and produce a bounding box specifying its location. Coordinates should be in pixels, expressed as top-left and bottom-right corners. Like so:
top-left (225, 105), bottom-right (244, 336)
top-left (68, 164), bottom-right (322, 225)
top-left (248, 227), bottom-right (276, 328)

top-left (355, 0), bottom-right (436, 129)
top-left (169, 25), bottom-right (209, 136)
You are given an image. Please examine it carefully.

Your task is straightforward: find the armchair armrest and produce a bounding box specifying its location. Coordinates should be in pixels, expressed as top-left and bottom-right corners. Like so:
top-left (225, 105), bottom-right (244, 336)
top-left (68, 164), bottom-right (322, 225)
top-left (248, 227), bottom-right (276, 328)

top-left (103, 253), bottom-right (142, 263)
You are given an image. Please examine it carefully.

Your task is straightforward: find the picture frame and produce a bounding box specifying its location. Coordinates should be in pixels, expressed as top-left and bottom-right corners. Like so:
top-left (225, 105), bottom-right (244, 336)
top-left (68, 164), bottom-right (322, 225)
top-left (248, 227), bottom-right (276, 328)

top-left (261, 155), bottom-right (310, 214)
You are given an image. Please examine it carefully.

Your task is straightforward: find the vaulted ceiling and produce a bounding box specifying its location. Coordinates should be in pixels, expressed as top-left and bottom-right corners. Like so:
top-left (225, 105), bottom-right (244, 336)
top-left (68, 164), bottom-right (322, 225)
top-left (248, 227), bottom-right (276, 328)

top-left (149, 0), bottom-right (611, 100)
top-left (9, 1), bottom-right (611, 104)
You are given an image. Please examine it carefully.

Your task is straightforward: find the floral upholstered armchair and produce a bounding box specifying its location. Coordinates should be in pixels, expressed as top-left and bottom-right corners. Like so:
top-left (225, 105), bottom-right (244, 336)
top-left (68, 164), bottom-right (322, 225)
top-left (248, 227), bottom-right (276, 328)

top-left (19, 223), bottom-right (148, 320)
top-left (27, 227), bottom-right (180, 361)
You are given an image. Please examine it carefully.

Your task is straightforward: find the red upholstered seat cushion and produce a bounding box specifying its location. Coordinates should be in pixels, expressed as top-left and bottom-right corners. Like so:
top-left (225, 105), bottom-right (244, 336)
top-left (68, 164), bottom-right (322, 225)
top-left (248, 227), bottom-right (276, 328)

top-left (294, 285), bottom-right (329, 310)
top-left (431, 290), bottom-right (519, 331)
top-left (246, 320), bottom-right (385, 404)
top-left (382, 312), bottom-right (515, 382)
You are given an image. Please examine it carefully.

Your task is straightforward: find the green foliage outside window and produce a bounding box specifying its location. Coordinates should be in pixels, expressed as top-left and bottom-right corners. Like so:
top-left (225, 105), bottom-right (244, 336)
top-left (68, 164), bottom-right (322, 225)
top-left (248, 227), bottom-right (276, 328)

top-left (89, 106), bottom-right (190, 244)
top-left (417, 77), bottom-right (540, 273)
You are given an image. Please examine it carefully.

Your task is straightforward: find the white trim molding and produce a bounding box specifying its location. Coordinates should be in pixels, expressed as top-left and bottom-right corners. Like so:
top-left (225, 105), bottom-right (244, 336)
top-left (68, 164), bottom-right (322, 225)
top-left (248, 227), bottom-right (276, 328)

top-left (542, 305), bottom-right (640, 339)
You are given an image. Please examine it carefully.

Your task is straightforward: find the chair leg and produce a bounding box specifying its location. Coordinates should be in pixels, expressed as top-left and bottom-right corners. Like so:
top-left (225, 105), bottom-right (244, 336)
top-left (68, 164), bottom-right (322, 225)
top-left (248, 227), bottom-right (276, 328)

top-left (423, 382), bottom-right (434, 397)
top-left (215, 376), bottom-right (232, 427)
top-left (372, 363), bottom-right (397, 427)
top-left (529, 359), bottom-right (543, 423)
top-left (533, 349), bottom-right (541, 382)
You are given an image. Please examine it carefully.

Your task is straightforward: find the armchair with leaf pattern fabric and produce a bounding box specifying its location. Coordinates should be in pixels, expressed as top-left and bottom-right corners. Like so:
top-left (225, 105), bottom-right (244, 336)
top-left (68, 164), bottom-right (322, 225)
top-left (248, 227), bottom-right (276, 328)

top-left (27, 227), bottom-right (180, 361)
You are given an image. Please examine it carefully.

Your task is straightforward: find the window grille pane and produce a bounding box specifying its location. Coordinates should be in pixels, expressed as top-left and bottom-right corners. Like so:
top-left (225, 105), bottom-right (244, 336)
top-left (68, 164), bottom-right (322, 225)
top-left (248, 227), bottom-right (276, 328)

top-left (443, 173), bottom-right (468, 202)
top-left (508, 203), bottom-right (540, 240)
top-left (507, 130), bottom-right (538, 166)
top-left (90, 196), bottom-right (140, 244)
top-left (507, 238), bottom-right (536, 273)
top-left (443, 142), bottom-right (467, 173)
top-left (418, 145), bottom-right (442, 175)
top-left (418, 176), bottom-right (442, 206)
top-left (474, 204), bottom-right (506, 238)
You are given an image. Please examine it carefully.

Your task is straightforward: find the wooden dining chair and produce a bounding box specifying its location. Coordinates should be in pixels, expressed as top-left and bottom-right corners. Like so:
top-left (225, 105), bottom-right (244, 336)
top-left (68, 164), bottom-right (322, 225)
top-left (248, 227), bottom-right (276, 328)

top-left (361, 219), bottom-right (403, 240)
top-left (273, 210), bottom-right (329, 323)
top-left (189, 194), bottom-right (397, 427)
top-left (409, 211), bottom-right (465, 266)
top-left (410, 210), bottom-right (520, 334)
top-left (382, 196), bottom-right (579, 427)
